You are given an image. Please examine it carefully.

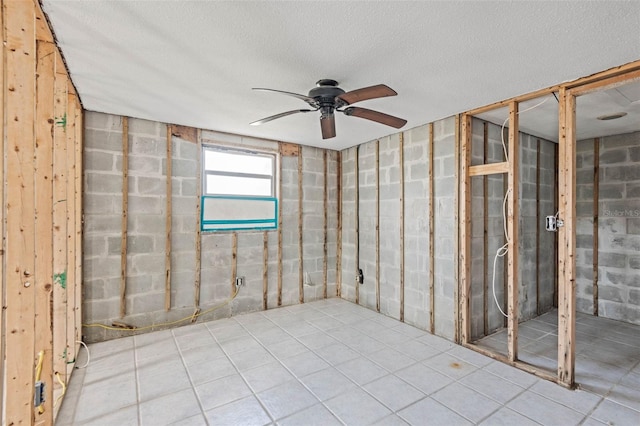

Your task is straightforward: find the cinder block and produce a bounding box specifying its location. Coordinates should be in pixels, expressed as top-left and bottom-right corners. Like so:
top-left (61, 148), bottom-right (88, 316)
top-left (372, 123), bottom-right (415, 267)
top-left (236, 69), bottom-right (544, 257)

top-left (137, 177), bottom-right (166, 196)
top-left (84, 215), bottom-right (122, 234)
top-left (129, 156), bottom-right (161, 175)
top-left (85, 150), bottom-right (116, 172)
top-left (128, 195), bottom-right (163, 215)
top-left (127, 235), bottom-right (156, 254)
top-left (84, 128), bottom-right (123, 152)
top-left (86, 172), bottom-right (122, 194)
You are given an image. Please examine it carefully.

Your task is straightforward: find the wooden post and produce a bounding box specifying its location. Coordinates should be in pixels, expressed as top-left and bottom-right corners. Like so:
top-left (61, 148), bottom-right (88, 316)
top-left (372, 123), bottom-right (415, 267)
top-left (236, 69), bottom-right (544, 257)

top-left (557, 88), bottom-right (576, 387)
top-left (231, 232), bottom-right (238, 295)
top-left (454, 115), bottom-right (461, 344)
top-left (0, 0), bottom-right (5, 410)
top-left (375, 141), bottom-right (381, 312)
top-left (459, 115), bottom-right (472, 344)
top-left (507, 102), bottom-right (519, 362)
top-left (336, 151), bottom-right (342, 297)
top-left (4, 2), bottom-right (37, 421)
top-left (593, 138), bottom-right (599, 316)
top-left (65, 88), bottom-right (77, 375)
top-left (34, 40), bottom-right (56, 424)
top-left (554, 143), bottom-right (559, 308)
top-left (120, 116), bottom-right (129, 318)
top-left (536, 139), bottom-right (541, 316)
top-left (298, 147), bottom-right (304, 303)
top-left (74, 103), bottom-right (83, 347)
top-left (194, 130), bottom-right (202, 308)
top-left (263, 231), bottom-right (269, 310)
top-left (52, 49), bottom-right (68, 400)
top-left (165, 126), bottom-right (172, 310)
top-left (277, 151), bottom-right (283, 306)
top-left (399, 133), bottom-right (405, 322)
top-left (355, 146), bottom-right (360, 304)
top-left (483, 122), bottom-right (489, 336)
top-left (428, 123), bottom-right (435, 334)
top-left (323, 150), bottom-right (328, 299)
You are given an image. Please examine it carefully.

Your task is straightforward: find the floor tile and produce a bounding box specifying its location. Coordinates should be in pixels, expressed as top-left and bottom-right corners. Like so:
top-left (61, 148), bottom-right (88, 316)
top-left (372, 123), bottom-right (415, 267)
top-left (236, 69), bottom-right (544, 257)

top-left (478, 407), bottom-right (539, 426)
top-left (296, 331), bottom-right (337, 349)
top-left (371, 414), bottom-right (410, 425)
top-left (300, 367), bottom-right (357, 401)
top-left (74, 372), bottom-right (137, 423)
top-left (423, 352), bottom-right (477, 380)
top-left (174, 330), bottom-right (217, 351)
top-left (265, 338), bottom-right (309, 359)
top-left (277, 403), bottom-right (343, 426)
top-left (139, 388), bottom-right (201, 426)
top-left (398, 397), bottom-right (472, 426)
top-left (529, 379), bottom-right (602, 414)
top-left (605, 383), bottom-right (640, 412)
top-left (395, 362), bottom-right (453, 395)
top-left (74, 405), bottom-right (139, 426)
top-left (228, 346), bottom-right (276, 371)
top-left (506, 391), bottom-right (585, 425)
top-left (458, 369), bottom-right (525, 404)
top-left (336, 357), bottom-right (390, 386)
top-left (325, 388), bottom-right (392, 425)
top-left (363, 374), bottom-right (426, 411)
top-left (137, 364), bottom-right (192, 402)
top-left (280, 350), bottom-right (329, 378)
top-left (205, 395), bottom-right (271, 425)
top-left (590, 399), bottom-right (640, 425)
top-left (392, 339), bottom-right (440, 362)
top-left (257, 380), bottom-right (318, 420)
top-left (241, 361), bottom-right (296, 393)
top-left (168, 413), bottom-right (207, 425)
top-left (367, 347), bottom-right (415, 372)
top-left (183, 352), bottom-right (236, 385)
top-left (195, 373), bottom-right (252, 410)
top-left (432, 382), bottom-right (501, 423)
top-left (482, 360), bottom-right (540, 388)
top-left (314, 342), bottom-right (361, 365)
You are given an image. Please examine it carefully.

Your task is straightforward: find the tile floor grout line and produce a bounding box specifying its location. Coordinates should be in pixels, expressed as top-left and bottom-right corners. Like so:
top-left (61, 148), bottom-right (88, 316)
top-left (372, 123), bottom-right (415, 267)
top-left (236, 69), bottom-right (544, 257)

top-left (133, 335), bottom-right (143, 426)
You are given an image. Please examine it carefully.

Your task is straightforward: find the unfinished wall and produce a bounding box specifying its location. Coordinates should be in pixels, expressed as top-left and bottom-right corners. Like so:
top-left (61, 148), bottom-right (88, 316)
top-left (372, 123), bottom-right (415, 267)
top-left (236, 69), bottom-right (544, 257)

top-left (1, 1), bottom-right (84, 424)
top-left (576, 131), bottom-right (640, 325)
top-left (340, 118), bottom-right (456, 340)
top-left (83, 112), bottom-right (339, 342)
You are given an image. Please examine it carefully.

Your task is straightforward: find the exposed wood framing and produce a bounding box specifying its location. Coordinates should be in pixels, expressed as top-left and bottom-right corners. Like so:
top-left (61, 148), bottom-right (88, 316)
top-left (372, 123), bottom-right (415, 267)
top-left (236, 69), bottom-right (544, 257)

top-left (0, 0), bottom-right (5, 410)
top-left (5, 2), bottom-right (37, 421)
top-left (554, 143), bottom-right (559, 307)
top-left (428, 123), bottom-right (435, 334)
top-left (536, 139), bottom-right (541, 316)
top-left (506, 101), bottom-right (520, 362)
top-left (165, 126), bottom-right (172, 310)
top-left (170, 124), bottom-right (197, 143)
top-left (375, 141), bottom-right (380, 313)
top-left (34, 40), bottom-right (55, 424)
top-left (453, 115), bottom-right (461, 344)
top-left (502, 135), bottom-right (509, 328)
top-left (593, 138), bottom-right (600, 316)
top-left (120, 116), bottom-right (129, 318)
top-left (557, 87), bottom-right (577, 387)
top-left (74, 101), bottom-right (82, 348)
top-left (354, 146), bottom-right (360, 304)
top-left (263, 231), bottom-right (268, 310)
top-left (65, 88), bottom-right (77, 373)
top-left (399, 132), bottom-right (405, 322)
top-left (483, 122), bottom-right (489, 336)
top-left (323, 150), bottom-right (328, 299)
top-left (459, 114), bottom-right (472, 344)
top-left (298, 147), bottom-right (304, 304)
top-left (280, 142), bottom-right (299, 157)
top-left (194, 130), bottom-right (202, 307)
top-left (277, 149), bottom-right (283, 306)
top-left (336, 151), bottom-right (342, 297)
top-left (231, 232), bottom-right (238, 295)
top-left (469, 162), bottom-right (509, 176)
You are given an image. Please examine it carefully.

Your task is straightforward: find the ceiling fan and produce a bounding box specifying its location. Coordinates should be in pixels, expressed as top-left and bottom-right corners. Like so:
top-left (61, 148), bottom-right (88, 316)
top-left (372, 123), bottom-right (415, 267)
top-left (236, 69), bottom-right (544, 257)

top-left (250, 79), bottom-right (407, 139)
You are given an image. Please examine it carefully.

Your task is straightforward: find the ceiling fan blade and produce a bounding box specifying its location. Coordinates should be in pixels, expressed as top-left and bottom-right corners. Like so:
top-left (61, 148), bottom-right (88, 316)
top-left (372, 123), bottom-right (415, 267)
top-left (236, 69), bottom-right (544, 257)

top-left (252, 88), bottom-right (318, 107)
top-left (250, 109), bottom-right (313, 126)
top-left (320, 114), bottom-right (336, 139)
top-left (343, 107), bottom-right (407, 129)
top-left (337, 84), bottom-right (397, 105)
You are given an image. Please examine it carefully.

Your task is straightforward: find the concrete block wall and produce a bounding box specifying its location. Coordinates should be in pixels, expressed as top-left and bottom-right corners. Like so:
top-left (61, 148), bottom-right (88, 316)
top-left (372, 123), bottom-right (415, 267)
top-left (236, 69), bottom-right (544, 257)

top-left (340, 147), bottom-right (357, 302)
top-left (576, 131), bottom-right (640, 325)
top-left (83, 112), bottom-right (339, 342)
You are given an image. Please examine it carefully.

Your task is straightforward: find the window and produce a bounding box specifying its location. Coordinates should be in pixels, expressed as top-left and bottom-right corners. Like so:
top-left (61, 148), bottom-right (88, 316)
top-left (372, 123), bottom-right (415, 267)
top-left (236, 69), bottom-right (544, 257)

top-left (201, 146), bottom-right (278, 231)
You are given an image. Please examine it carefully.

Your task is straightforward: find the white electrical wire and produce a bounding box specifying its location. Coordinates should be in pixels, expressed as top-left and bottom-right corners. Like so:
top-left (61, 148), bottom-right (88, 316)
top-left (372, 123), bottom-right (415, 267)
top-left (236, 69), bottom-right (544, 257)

top-left (74, 340), bottom-right (90, 369)
top-left (491, 95), bottom-right (550, 318)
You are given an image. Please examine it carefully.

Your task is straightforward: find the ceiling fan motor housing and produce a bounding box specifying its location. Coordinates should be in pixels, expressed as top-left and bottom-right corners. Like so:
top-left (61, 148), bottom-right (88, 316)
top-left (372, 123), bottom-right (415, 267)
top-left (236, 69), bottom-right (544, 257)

top-left (309, 79), bottom-right (346, 115)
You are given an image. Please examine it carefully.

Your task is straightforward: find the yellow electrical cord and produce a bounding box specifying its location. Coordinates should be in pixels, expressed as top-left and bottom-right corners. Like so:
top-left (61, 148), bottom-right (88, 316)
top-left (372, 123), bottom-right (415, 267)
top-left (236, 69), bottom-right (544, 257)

top-left (54, 372), bottom-right (66, 409)
top-left (34, 350), bottom-right (45, 414)
top-left (83, 288), bottom-right (239, 332)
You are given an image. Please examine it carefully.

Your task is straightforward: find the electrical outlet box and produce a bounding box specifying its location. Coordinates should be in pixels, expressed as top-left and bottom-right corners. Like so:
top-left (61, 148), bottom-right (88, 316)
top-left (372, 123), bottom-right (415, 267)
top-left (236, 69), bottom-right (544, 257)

top-left (235, 276), bottom-right (245, 288)
top-left (34, 381), bottom-right (45, 407)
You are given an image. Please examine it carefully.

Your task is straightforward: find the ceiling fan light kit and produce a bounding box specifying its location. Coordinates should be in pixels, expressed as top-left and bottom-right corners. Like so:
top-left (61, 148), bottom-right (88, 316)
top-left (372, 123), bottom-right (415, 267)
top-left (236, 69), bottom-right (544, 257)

top-left (251, 79), bottom-right (407, 139)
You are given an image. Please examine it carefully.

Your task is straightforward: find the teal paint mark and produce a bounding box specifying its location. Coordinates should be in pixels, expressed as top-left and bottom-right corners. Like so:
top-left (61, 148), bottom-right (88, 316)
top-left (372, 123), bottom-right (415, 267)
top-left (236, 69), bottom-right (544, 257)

top-left (54, 271), bottom-right (67, 289)
top-left (55, 113), bottom-right (67, 129)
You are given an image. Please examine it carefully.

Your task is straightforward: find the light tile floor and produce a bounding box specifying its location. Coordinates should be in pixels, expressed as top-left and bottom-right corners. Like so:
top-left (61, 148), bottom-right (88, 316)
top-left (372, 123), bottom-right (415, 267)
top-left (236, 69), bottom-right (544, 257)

top-left (57, 299), bottom-right (640, 425)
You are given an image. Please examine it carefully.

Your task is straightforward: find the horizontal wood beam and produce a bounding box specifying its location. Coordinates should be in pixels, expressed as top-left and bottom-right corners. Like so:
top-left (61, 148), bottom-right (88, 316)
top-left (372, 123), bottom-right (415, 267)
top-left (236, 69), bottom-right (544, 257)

top-left (469, 162), bottom-right (508, 176)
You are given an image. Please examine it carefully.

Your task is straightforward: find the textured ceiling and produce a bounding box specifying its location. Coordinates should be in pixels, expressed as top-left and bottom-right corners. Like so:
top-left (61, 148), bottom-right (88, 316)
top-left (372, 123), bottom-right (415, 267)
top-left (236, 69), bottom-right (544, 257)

top-left (42, 1), bottom-right (640, 150)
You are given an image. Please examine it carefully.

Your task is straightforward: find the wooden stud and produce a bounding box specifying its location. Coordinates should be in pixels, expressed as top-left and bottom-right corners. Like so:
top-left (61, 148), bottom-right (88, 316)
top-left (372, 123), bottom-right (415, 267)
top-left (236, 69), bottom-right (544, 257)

top-left (557, 88), bottom-right (577, 387)
top-left (593, 138), bottom-right (600, 316)
top-left (483, 122), bottom-right (489, 336)
top-left (502, 132), bottom-right (509, 329)
top-left (536, 139), bottom-right (541, 316)
top-left (323, 150), bottom-right (328, 299)
top-left (298, 147), bottom-right (304, 304)
top-left (507, 101), bottom-right (520, 362)
top-left (35, 1), bottom-right (54, 43)
top-left (375, 141), bottom-right (381, 313)
top-left (459, 114), bottom-right (472, 344)
top-left (263, 231), bottom-right (269, 310)
top-left (428, 123), bottom-right (435, 334)
top-left (34, 40), bottom-right (56, 424)
top-left (74, 102), bottom-right (82, 347)
top-left (170, 124), bottom-right (197, 143)
top-left (0, 0), bottom-right (5, 409)
top-left (468, 162), bottom-right (509, 176)
top-left (194, 130), bottom-right (202, 306)
top-left (453, 115), bottom-right (461, 344)
top-left (355, 146), bottom-right (360, 304)
top-left (165, 125), bottom-right (172, 310)
top-left (65, 88), bottom-right (77, 376)
top-left (120, 116), bottom-right (129, 318)
top-left (554, 143), bottom-right (559, 307)
top-left (336, 151), bottom-right (343, 297)
top-left (277, 150), bottom-right (283, 306)
top-left (399, 132), bottom-right (405, 322)
top-left (4, 1), bottom-right (37, 421)
top-left (52, 49), bottom-right (68, 401)
top-left (231, 232), bottom-right (238, 295)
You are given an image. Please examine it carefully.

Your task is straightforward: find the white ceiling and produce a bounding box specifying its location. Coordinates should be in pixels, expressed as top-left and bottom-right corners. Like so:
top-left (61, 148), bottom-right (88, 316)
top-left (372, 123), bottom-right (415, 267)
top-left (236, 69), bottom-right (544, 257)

top-left (42, 1), bottom-right (640, 151)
